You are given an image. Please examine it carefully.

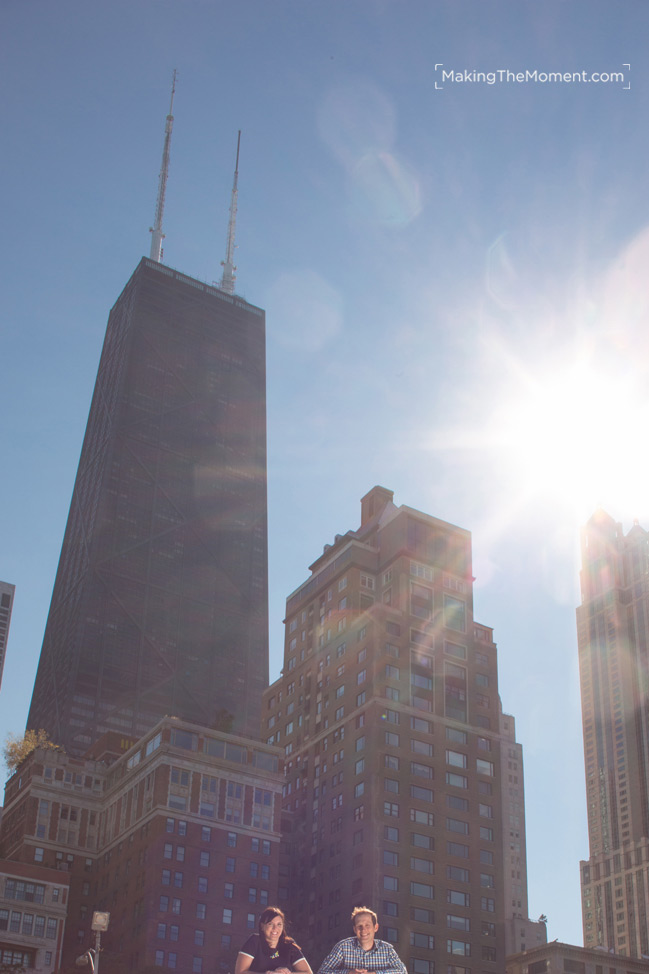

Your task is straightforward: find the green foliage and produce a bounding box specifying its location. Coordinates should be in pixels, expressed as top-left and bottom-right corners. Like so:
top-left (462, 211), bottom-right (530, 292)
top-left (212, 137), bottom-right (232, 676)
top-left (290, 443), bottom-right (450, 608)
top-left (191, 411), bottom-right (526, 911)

top-left (2, 729), bottom-right (61, 774)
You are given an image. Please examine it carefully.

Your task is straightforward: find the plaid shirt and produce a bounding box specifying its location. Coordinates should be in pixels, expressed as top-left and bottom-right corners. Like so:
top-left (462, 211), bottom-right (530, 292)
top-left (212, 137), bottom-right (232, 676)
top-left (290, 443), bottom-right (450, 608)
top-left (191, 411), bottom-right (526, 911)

top-left (317, 938), bottom-right (406, 974)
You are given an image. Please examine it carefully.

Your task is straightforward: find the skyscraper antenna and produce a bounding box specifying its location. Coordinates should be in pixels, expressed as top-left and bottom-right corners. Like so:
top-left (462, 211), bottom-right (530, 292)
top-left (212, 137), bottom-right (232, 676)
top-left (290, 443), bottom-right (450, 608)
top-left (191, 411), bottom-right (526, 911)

top-left (219, 130), bottom-right (241, 295)
top-left (149, 69), bottom-right (177, 262)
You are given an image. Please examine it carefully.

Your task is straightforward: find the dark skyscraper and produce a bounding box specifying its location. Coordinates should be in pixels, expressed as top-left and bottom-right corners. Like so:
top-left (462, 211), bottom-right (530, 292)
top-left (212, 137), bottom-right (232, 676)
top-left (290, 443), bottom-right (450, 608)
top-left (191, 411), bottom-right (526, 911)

top-left (28, 258), bottom-right (268, 754)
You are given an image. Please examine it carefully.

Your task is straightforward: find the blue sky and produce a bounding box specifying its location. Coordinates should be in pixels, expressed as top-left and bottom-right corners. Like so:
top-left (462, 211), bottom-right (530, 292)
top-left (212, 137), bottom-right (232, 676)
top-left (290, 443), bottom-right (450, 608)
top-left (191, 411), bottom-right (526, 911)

top-left (2, 0), bottom-right (649, 948)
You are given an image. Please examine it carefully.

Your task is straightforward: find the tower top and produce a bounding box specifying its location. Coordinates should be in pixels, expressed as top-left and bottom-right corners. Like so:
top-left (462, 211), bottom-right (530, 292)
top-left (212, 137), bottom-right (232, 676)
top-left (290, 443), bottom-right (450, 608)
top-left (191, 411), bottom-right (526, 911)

top-left (149, 69), bottom-right (177, 263)
top-left (219, 130), bottom-right (241, 295)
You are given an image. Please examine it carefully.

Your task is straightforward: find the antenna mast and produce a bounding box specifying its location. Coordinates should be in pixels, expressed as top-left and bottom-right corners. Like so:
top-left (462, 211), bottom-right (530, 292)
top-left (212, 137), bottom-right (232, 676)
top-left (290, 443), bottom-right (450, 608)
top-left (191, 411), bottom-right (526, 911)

top-left (149, 69), bottom-right (177, 262)
top-left (219, 130), bottom-right (241, 295)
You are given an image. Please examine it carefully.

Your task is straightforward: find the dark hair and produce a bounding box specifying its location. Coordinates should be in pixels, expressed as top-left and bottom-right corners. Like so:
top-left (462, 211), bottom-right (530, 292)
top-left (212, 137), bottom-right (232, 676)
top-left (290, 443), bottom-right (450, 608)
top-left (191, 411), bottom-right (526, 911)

top-left (259, 907), bottom-right (298, 948)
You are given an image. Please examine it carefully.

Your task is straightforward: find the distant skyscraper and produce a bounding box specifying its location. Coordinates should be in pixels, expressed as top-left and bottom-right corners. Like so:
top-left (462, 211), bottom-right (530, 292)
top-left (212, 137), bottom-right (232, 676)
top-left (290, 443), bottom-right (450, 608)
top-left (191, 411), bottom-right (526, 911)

top-left (499, 710), bottom-right (546, 956)
top-left (265, 487), bottom-right (535, 969)
top-left (28, 259), bottom-right (268, 754)
top-left (0, 581), bottom-right (16, 691)
top-left (578, 511), bottom-right (649, 957)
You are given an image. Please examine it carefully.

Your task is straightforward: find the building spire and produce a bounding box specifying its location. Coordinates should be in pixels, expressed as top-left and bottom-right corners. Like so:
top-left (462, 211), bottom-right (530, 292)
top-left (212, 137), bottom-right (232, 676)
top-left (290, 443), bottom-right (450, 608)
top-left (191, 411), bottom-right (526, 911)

top-left (149, 69), bottom-right (177, 263)
top-left (219, 130), bottom-right (241, 295)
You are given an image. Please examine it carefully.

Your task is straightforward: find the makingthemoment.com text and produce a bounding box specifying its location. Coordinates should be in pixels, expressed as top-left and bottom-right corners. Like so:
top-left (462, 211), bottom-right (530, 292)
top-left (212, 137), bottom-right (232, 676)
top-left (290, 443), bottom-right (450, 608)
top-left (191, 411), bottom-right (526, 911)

top-left (437, 68), bottom-right (626, 85)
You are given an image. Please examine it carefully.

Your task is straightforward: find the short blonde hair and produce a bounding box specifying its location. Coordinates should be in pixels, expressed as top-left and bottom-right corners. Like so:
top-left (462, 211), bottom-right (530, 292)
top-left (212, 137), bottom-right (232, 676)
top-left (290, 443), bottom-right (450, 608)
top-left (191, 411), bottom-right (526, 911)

top-left (351, 906), bottom-right (378, 926)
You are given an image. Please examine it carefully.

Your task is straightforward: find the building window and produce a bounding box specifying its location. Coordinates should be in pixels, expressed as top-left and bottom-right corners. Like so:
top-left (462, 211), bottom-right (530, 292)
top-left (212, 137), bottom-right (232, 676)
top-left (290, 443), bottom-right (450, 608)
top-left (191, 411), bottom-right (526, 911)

top-left (410, 786), bottom-right (433, 802)
top-left (447, 866), bottom-right (469, 882)
top-left (447, 818), bottom-right (469, 834)
top-left (443, 596), bottom-right (466, 632)
top-left (411, 832), bottom-right (433, 850)
top-left (410, 960), bottom-right (431, 974)
top-left (447, 890), bottom-right (470, 907)
top-left (222, 909), bottom-right (232, 924)
top-left (446, 772), bottom-right (468, 789)
top-left (410, 809), bottom-right (434, 826)
top-left (411, 857), bottom-right (433, 874)
top-left (447, 940), bottom-right (470, 956)
top-left (410, 882), bottom-right (434, 898)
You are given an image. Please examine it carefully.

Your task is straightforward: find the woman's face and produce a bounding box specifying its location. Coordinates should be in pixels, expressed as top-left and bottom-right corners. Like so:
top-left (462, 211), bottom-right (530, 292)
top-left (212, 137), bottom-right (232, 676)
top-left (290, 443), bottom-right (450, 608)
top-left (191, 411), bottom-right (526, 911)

top-left (261, 915), bottom-right (284, 947)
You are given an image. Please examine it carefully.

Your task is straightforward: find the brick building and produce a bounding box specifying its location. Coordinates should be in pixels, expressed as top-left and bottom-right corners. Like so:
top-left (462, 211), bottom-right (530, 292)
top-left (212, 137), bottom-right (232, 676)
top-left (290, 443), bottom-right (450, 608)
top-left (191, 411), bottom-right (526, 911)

top-left (266, 487), bottom-right (535, 971)
top-left (0, 859), bottom-right (69, 973)
top-left (0, 717), bottom-right (282, 972)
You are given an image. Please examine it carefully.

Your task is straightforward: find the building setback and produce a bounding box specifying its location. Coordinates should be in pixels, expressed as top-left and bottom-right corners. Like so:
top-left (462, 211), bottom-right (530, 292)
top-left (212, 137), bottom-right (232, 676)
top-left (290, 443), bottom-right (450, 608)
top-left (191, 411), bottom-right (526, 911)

top-left (27, 259), bottom-right (268, 754)
top-left (0, 718), bottom-right (282, 973)
top-left (265, 486), bottom-right (536, 971)
top-left (578, 511), bottom-right (649, 957)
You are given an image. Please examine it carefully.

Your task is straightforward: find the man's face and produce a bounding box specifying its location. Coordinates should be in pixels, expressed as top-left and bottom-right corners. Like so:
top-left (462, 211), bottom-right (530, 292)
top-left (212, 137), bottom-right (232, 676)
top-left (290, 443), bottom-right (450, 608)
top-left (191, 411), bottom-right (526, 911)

top-left (353, 914), bottom-right (379, 949)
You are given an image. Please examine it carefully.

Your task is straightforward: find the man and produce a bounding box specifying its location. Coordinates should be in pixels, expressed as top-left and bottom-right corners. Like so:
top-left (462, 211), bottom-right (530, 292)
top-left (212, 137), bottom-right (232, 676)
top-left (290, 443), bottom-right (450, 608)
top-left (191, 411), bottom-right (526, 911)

top-left (317, 907), bottom-right (406, 974)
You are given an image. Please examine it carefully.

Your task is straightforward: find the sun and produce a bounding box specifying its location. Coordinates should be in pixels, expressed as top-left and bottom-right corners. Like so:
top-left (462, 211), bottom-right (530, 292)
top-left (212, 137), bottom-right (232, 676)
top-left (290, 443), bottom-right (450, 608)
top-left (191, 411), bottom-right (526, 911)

top-left (429, 350), bottom-right (649, 529)
top-left (489, 360), bottom-right (643, 518)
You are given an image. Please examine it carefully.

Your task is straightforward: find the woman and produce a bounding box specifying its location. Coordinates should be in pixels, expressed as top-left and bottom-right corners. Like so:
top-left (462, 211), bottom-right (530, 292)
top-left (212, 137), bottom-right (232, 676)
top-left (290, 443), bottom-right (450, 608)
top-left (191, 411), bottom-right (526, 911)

top-left (235, 907), bottom-right (312, 974)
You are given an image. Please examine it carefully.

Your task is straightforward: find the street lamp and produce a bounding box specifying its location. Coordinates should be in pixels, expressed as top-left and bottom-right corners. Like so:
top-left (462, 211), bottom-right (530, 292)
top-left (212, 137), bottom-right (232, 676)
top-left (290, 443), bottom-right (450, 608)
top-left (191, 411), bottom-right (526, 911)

top-left (76, 912), bottom-right (110, 974)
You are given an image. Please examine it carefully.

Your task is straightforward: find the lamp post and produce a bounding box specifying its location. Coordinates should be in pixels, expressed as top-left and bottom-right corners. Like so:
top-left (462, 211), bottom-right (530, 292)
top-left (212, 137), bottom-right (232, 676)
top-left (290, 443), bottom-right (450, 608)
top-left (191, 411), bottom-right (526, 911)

top-left (76, 912), bottom-right (111, 974)
top-left (91, 912), bottom-right (110, 974)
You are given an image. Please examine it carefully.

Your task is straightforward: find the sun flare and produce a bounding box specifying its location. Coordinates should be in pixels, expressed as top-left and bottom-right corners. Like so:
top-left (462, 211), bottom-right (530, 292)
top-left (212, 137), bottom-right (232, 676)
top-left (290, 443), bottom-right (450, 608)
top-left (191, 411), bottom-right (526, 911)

top-left (431, 353), bottom-right (649, 528)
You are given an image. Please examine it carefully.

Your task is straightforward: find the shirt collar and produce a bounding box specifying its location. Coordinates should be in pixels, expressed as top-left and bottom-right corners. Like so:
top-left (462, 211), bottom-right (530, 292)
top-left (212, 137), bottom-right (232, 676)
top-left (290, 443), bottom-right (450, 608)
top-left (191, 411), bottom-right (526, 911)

top-left (354, 939), bottom-right (378, 953)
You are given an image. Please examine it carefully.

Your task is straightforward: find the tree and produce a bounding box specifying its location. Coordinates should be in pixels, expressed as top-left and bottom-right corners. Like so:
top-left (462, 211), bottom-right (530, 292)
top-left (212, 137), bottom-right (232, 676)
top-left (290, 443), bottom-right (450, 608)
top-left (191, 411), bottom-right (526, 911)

top-left (3, 729), bottom-right (61, 774)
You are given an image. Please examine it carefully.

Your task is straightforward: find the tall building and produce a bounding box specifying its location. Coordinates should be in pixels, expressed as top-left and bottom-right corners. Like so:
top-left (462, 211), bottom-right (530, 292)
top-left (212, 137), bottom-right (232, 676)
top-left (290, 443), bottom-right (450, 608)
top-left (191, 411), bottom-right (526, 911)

top-left (28, 258), bottom-right (268, 754)
top-left (499, 710), bottom-right (546, 956)
top-left (0, 580), bottom-right (16, 692)
top-left (265, 486), bottom-right (533, 971)
top-left (578, 511), bottom-right (649, 957)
